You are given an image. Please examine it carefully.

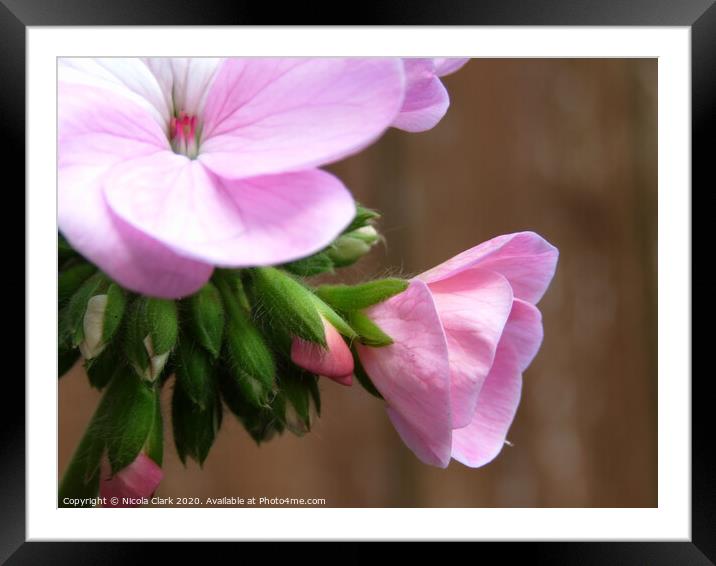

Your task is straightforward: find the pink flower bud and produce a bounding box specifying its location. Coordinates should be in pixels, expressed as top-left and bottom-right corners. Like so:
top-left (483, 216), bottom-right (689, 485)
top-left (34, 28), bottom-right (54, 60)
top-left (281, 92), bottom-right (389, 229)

top-left (100, 453), bottom-right (163, 507)
top-left (291, 316), bottom-right (354, 385)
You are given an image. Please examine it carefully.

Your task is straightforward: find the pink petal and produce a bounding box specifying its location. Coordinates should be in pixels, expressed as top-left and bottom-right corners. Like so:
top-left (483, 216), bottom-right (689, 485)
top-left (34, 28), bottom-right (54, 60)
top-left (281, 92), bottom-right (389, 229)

top-left (59, 58), bottom-right (171, 129)
top-left (428, 268), bottom-right (514, 428)
top-left (142, 57), bottom-right (222, 117)
top-left (503, 298), bottom-right (544, 372)
top-left (419, 232), bottom-right (559, 304)
top-left (450, 344), bottom-right (522, 468)
top-left (450, 299), bottom-right (544, 468)
top-left (197, 58), bottom-right (405, 179)
top-left (392, 59), bottom-right (449, 133)
top-left (356, 279), bottom-right (453, 468)
top-left (103, 155), bottom-right (355, 266)
top-left (58, 82), bottom-right (212, 298)
top-left (101, 453), bottom-right (163, 507)
top-left (291, 317), bottom-right (354, 383)
top-left (433, 58), bottom-right (470, 76)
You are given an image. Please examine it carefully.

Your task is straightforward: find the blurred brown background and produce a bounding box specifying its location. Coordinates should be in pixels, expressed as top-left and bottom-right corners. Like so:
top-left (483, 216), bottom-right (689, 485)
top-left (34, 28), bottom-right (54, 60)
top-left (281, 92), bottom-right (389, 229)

top-left (59, 59), bottom-right (657, 507)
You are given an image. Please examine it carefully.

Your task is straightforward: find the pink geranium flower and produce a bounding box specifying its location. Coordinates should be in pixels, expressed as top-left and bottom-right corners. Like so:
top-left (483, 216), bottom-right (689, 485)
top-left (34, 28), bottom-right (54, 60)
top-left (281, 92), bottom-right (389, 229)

top-left (100, 453), bottom-right (163, 507)
top-left (58, 58), bottom-right (408, 298)
top-left (356, 232), bottom-right (558, 468)
top-left (291, 316), bottom-right (354, 386)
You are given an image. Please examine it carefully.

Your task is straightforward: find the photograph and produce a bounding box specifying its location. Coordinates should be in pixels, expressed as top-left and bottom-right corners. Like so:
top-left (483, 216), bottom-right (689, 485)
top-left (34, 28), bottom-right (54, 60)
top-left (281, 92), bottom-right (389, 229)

top-left (57, 56), bottom-right (657, 509)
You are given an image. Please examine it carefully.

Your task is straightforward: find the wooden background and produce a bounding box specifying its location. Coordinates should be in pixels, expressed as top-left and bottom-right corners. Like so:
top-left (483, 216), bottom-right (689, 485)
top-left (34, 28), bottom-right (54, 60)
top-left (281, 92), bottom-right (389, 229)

top-left (59, 59), bottom-right (658, 507)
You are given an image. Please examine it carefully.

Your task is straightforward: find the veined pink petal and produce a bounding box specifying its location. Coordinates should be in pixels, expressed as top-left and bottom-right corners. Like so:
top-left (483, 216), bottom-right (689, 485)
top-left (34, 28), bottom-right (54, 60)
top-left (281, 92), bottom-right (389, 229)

top-left (433, 58), bottom-right (470, 77)
top-left (392, 59), bottom-right (450, 133)
top-left (419, 232), bottom-right (559, 304)
top-left (58, 82), bottom-right (212, 298)
top-left (103, 156), bottom-right (355, 266)
top-left (100, 453), bottom-right (163, 507)
top-left (503, 298), bottom-right (544, 372)
top-left (450, 298), bottom-right (543, 468)
top-left (59, 58), bottom-right (171, 129)
top-left (450, 342), bottom-right (522, 468)
top-left (142, 57), bottom-right (222, 118)
top-left (197, 58), bottom-right (405, 179)
top-left (428, 268), bottom-right (514, 428)
top-left (356, 279), bottom-right (453, 468)
top-left (291, 317), bottom-right (354, 384)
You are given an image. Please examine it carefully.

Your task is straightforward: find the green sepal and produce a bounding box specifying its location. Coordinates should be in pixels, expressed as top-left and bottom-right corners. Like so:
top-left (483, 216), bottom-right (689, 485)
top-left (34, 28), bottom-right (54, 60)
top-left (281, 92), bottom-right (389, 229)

top-left (315, 278), bottom-right (408, 312)
top-left (282, 252), bottom-right (335, 277)
top-left (185, 282), bottom-right (225, 359)
top-left (172, 377), bottom-right (222, 467)
top-left (58, 233), bottom-right (79, 266)
top-left (101, 283), bottom-right (126, 343)
top-left (250, 267), bottom-right (326, 346)
top-left (175, 339), bottom-right (214, 410)
top-left (279, 368), bottom-right (315, 436)
top-left (58, 263), bottom-right (96, 307)
top-left (220, 370), bottom-right (283, 444)
top-left (58, 346), bottom-right (80, 378)
top-left (145, 391), bottom-right (164, 467)
top-left (216, 274), bottom-right (276, 408)
top-left (352, 349), bottom-right (383, 399)
top-left (346, 311), bottom-right (394, 347)
top-left (85, 344), bottom-right (123, 390)
top-left (125, 297), bottom-right (178, 378)
top-left (64, 272), bottom-right (106, 347)
top-left (144, 298), bottom-right (179, 354)
top-left (309, 295), bottom-right (357, 340)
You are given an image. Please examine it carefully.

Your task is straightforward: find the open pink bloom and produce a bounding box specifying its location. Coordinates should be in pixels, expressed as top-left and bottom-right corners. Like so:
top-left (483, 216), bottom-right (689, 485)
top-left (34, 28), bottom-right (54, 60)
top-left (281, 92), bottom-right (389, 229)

top-left (291, 316), bottom-right (354, 386)
top-left (392, 58), bottom-right (469, 132)
top-left (59, 58), bottom-right (408, 298)
top-left (356, 232), bottom-right (558, 468)
top-left (100, 453), bottom-right (163, 507)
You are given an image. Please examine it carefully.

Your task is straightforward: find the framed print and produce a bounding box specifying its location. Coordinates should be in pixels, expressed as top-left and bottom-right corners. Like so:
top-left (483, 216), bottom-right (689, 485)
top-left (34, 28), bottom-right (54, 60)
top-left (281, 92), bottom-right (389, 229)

top-left (8, 0), bottom-right (710, 562)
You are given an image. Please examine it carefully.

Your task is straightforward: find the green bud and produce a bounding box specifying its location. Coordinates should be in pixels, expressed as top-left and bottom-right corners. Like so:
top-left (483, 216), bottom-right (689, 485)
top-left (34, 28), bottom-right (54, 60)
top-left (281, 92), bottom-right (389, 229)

top-left (78, 283), bottom-right (126, 360)
top-left (63, 272), bottom-right (105, 348)
top-left (315, 278), bottom-right (409, 312)
top-left (250, 267), bottom-right (326, 346)
top-left (58, 263), bottom-right (96, 307)
top-left (216, 273), bottom-right (276, 408)
top-left (327, 226), bottom-right (381, 267)
top-left (309, 294), bottom-right (357, 340)
top-left (185, 283), bottom-right (225, 359)
top-left (172, 376), bottom-right (222, 466)
top-left (345, 204), bottom-right (380, 233)
top-left (125, 297), bottom-right (179, 382)
top-left (279, 369), bottom-right (320, 436)
top-left (85, 344), bottom-right (123, 390)
top-left (220, 370), bottom-right (284, 444)
top-left (282, 251), bottom-right (335, 277)
top-left (175, 340), bottom-right (214, 410)
top-left (102, 371), bottom-right (158, 474)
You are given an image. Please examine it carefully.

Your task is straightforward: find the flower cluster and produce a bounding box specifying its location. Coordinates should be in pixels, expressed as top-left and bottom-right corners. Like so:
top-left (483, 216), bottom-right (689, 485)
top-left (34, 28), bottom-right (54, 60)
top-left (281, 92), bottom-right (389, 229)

top-left (58, 57), bottom-right (558, 508)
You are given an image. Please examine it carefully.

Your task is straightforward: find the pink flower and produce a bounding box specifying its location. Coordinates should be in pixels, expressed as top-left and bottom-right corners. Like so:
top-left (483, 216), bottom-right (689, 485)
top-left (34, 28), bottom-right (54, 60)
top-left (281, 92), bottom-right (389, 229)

top-left (392, 58), bottom-right (469, 132)
top-left (100, 453), bottom-right (163, 507)
top-left (356, 232), bottom-right (558, 468)
top-left (291, 316), bottom-right (354, 386)
top-left (58, 58), bottom-right (408, 298)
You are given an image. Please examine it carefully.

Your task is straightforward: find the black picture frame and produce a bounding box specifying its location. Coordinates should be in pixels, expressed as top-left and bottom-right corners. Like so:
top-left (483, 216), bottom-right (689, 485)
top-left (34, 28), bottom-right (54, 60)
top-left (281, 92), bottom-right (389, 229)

top-left (7, 0), bottom-right (709, 562)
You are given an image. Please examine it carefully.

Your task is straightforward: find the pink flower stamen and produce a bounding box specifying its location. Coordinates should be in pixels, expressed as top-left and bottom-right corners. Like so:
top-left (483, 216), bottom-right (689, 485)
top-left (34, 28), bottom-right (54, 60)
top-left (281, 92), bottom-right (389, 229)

top-left (170, 110), bottom-right (199, 158)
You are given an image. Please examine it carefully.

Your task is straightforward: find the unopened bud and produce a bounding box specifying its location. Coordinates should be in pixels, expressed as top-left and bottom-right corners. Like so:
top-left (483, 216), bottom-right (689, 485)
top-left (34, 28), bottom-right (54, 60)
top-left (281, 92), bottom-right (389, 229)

top-left (78, 283), bottom-right (126, 361)
top-left (125, 298), bottom-right (178, 382)
top-left (327, 226), bottom-right (380, 267)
